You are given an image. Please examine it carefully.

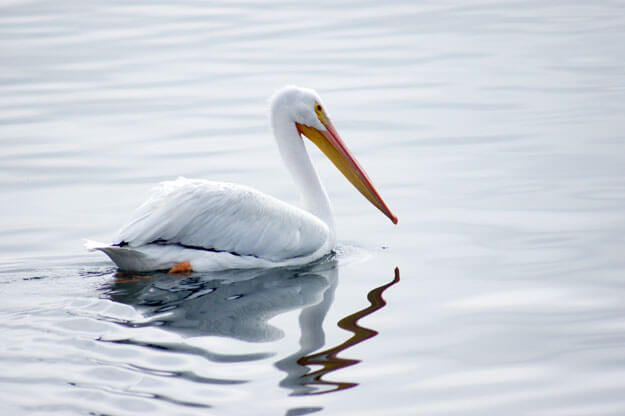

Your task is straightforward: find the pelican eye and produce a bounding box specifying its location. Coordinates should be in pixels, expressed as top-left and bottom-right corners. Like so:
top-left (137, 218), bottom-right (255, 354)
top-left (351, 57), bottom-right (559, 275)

top-left (314, 102), bottom-right (328, 124)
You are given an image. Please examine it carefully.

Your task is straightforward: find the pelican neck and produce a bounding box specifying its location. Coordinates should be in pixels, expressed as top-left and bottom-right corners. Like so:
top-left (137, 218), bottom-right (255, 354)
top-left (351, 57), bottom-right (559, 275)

top-left (271, 112), bottom-right (336, 240)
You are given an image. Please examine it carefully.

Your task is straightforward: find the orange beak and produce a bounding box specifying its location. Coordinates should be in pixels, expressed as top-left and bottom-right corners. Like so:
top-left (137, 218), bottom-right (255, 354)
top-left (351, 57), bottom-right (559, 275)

top-left (296, 120), bottom-right (398, 224)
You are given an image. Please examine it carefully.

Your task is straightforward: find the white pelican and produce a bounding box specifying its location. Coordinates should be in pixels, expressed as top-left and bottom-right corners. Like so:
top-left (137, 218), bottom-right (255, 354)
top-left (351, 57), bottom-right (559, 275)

top-left (87, 86), bottom-right (397, 272)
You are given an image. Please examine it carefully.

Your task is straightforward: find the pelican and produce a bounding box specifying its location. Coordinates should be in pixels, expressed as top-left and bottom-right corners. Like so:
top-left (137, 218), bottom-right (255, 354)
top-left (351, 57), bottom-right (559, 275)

top-left (87, 86), bottom-right (397, 272)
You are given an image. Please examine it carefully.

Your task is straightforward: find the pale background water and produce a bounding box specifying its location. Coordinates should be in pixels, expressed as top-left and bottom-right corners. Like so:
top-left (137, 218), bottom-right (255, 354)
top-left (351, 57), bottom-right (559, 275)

top-left (1, 1), bottom-right (625, 415)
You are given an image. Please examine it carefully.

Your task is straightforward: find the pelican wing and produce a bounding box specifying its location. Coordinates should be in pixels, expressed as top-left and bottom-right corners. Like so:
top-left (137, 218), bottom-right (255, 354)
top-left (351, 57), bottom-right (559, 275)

top-left (115, 177), bottom-right (329, 261)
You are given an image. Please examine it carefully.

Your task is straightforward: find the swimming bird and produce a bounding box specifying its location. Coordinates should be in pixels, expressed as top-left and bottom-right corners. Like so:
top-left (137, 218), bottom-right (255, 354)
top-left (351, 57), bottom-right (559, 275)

top-left (87, 86), bottom-right (397, 272)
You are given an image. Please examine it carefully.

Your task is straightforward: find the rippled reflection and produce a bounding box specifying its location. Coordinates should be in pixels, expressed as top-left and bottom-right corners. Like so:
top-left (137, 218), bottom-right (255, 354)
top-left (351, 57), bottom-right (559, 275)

top-left (100, 260), bottom-right (400, 399)
top-left (102, 257), bottom-right (338, 342)
top-left (278, 267), bottom-right (400, 395)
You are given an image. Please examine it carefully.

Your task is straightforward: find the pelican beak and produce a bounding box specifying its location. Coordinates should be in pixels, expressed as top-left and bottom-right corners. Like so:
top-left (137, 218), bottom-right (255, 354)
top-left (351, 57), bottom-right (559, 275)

top-left (296, 120), bottom-right (398, 224)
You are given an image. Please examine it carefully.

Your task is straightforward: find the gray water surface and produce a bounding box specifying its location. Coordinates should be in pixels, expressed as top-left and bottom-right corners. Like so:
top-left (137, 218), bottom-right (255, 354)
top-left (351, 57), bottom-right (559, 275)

top-left (2, 1), bottom-right (625, 415)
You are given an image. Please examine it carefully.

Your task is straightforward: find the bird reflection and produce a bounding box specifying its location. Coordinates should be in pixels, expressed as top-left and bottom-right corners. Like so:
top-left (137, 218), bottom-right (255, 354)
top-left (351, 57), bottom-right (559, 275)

top-left (101, 259), bottom-right (399, 396)
top-left (277, 267), bottom-right (400, 395)
top-left (104, 258), bottom-right (338, 342)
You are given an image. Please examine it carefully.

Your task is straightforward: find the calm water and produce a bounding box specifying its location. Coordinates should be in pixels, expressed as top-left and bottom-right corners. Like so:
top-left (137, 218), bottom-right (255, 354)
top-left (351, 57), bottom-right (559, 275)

top-left (2, 1), bottom-right (625, 415)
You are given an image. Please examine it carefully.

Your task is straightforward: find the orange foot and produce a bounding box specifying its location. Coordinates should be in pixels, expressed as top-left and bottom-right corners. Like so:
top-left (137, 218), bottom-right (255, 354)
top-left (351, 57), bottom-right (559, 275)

top-left (168, 261), bottom-right (193, 274)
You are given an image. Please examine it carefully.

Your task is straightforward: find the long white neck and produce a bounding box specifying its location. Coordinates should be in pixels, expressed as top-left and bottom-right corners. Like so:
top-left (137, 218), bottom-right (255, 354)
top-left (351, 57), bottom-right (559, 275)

top-left (271, 111), bottom-right (336, 242)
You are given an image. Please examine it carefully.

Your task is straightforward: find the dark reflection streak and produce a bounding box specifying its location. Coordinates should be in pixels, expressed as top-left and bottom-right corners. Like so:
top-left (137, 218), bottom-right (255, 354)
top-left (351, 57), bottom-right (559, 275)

top-left (97, 337), bottom-right (271, 364)
top-left (280, 267), bottom-right (400, 395)
top-left (67, 380), bottom-right (212, 409)
top-left (124, 363), bottom-right (246, 385)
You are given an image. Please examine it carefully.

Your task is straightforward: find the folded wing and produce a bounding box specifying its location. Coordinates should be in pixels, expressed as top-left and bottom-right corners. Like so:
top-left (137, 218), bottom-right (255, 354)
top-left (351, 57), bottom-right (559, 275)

top-left (115, 177), bottom-right (329, 261)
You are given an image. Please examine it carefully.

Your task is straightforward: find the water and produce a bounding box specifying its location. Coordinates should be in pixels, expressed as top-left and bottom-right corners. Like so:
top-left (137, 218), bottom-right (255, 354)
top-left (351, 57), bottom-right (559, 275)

top-left (2, 0), bottom-right (625, 414)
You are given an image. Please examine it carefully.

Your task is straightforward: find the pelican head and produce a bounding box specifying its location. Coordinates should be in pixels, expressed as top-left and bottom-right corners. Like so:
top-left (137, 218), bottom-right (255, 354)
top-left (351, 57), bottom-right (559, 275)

top-left (270, 86), bottom-right (398, 224)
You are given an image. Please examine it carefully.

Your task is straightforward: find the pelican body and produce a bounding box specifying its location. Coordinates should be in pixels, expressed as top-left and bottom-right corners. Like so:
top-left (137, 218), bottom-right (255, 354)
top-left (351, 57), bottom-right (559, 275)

top-left (88, 86), bottom-right (397, 272)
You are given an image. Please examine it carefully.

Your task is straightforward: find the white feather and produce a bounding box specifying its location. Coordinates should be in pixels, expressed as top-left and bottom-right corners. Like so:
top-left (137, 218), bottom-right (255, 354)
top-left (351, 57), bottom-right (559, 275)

top-left (118, 177), bottom-right (328, 259)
